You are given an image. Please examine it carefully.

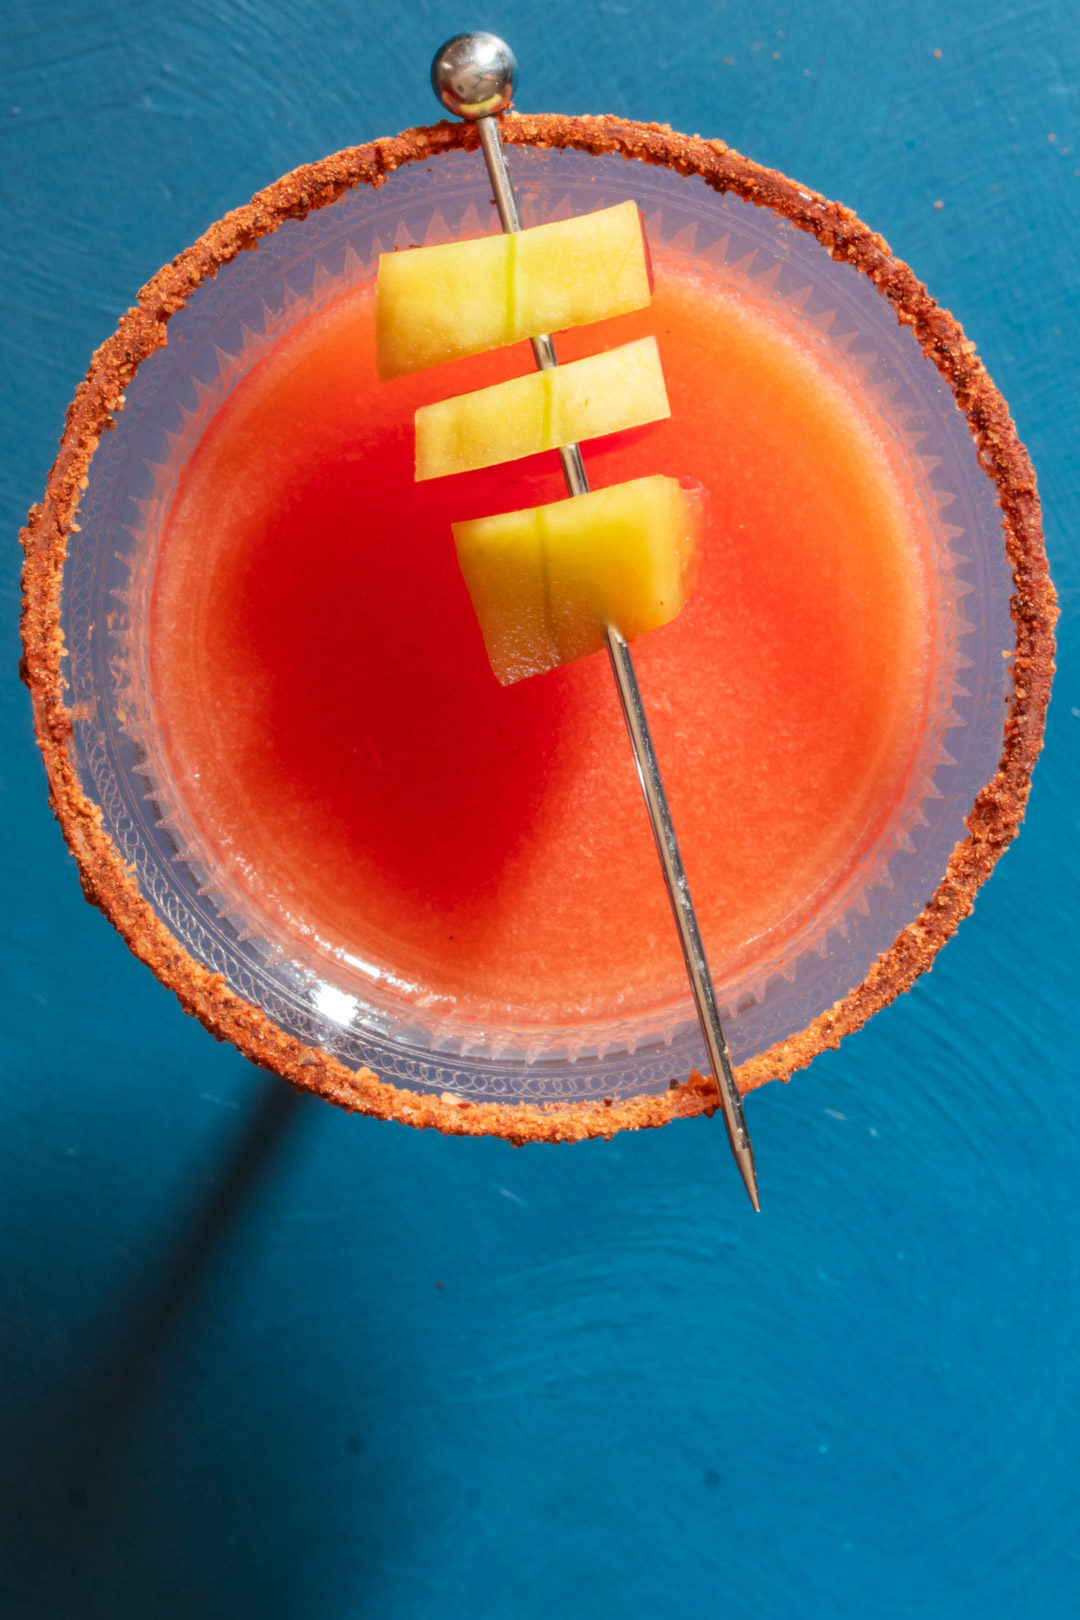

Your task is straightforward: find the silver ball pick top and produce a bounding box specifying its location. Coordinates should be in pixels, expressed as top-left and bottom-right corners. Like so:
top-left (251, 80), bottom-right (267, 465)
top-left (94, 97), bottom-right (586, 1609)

top-left (427, 35), bottom-right (761, 1211)
top-left (431, 32), bottom-right (517, 120)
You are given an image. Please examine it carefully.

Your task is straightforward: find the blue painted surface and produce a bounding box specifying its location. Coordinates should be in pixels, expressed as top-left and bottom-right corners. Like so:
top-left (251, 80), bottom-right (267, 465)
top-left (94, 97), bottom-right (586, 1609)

top-left (1, 2), bottom-right (1077, 1616)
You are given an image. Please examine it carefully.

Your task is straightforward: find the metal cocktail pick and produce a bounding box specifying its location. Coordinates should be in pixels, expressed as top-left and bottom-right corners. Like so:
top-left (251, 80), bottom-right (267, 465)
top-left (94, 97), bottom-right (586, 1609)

top-left (431, 32), bottom-right (761, 1211)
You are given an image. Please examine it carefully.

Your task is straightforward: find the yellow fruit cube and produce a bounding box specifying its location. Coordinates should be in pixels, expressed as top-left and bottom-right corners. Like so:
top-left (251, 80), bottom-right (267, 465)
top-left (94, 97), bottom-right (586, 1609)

top-left (415, 338), bottom-right (670, 480)
top-left (376, 201), bottom-right (651, 379)
top-left (453, 475), bottom-right (702, 685)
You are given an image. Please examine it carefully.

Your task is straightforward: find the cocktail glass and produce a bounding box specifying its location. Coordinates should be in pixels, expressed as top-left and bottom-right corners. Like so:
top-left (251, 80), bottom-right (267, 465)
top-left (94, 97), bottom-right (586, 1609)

top-left (21, 119), bottom-right (1055, 1142)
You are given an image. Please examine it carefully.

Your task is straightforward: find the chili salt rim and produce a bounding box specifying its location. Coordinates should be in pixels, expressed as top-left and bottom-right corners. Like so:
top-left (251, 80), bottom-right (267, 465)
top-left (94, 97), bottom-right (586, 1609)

top-left (20, 115), bottom-right (1056, 1145)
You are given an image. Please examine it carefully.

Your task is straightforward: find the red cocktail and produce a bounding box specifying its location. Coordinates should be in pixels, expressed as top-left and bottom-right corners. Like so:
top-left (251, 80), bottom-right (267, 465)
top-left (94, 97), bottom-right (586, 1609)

top-left (20, 122), bottom-right (1054, 1141)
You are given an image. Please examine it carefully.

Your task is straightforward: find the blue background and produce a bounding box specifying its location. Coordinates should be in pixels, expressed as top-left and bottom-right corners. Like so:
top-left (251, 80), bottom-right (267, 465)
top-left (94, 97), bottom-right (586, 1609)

top-left (2, 2), bottom-right (1077, 1616)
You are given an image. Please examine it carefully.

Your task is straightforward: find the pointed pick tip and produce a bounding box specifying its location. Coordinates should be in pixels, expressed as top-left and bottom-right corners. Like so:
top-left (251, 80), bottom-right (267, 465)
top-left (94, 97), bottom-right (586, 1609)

top-left (738, 1155), bottom-right (761, 1212)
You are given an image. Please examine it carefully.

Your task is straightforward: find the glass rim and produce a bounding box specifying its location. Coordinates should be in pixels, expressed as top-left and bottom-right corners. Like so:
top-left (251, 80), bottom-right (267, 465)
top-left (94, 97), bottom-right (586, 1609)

top-left (19, 114), bottom-right (1056, 1144)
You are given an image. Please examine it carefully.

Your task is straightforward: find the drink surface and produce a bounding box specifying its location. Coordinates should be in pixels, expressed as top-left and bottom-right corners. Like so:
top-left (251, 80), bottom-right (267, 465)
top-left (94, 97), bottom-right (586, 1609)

top-left (150, 259), bottom-right (929, 1032)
